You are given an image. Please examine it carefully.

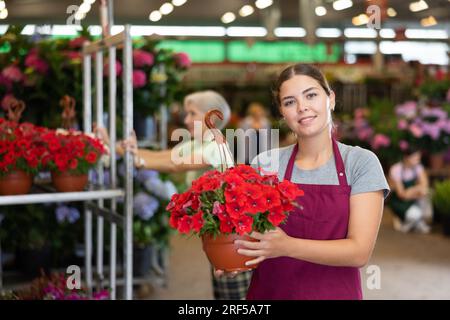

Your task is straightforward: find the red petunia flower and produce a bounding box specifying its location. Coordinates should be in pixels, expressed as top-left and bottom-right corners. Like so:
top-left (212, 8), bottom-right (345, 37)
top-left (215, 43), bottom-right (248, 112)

top-left (232, 215), bottom-right (253, 235)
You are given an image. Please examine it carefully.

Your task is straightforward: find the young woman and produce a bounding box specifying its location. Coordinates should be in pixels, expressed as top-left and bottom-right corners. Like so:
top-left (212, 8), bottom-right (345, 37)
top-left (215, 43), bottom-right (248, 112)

top-left (96, 90), bottom-right (252, 300)
top-left (231, 64), bottom-right (390, 300)
top-left (388, 146), bottom-right (431, 233)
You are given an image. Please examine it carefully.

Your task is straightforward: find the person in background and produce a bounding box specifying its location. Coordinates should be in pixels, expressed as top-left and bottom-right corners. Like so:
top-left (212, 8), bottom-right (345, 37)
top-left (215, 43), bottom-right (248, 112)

top-left (238, 102), bottom-right (272, 165)
top-left (95, 90), bottom-right (252, 300)
top-left (388, 146), bottom-right (432, 234)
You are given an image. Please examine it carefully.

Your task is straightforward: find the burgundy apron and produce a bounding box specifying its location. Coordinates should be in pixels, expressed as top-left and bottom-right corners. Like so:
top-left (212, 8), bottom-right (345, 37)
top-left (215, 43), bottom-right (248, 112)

top-left (247, 139), bottom-right (362, 300)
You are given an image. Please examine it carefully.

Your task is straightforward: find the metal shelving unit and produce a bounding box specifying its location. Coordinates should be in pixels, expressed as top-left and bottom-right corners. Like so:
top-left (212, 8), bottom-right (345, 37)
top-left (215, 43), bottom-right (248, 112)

top-left (0, 24), bottom-right (135, 300)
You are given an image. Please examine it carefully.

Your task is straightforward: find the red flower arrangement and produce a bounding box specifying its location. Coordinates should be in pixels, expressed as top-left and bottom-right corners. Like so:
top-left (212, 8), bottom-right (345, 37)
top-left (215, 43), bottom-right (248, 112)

top-left (41, 129), bottom-right (106, 174)
top-left (0, 118), bottom-right (47, 177)
top-left (166, 165), bottom-right (304, 237)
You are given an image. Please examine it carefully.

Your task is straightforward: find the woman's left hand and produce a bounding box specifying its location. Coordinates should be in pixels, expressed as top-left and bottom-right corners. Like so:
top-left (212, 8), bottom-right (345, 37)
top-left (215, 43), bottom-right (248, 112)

top-left (121, 130), bottom-right (138, 156)
top-left (235, 227), bottom-right (293, 266)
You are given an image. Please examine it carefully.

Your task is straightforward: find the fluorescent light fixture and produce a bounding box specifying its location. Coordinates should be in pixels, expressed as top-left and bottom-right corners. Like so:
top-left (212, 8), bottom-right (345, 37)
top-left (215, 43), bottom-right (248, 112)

top-left (0, 1), bottom-right (5, 11)
top-left (149, 10), bottom-right (162, 22)
top-left (160, 3), bottom-right (174, 15)
top-left (315, 6), bottom-right (327, 16)
top-left (78, 2), bottom-right (91, 14)
top-left (380, 41), bottom-right (448, 65)
top-left (255, 0), bottom-right (273, 10)
top-left (226, 27), bottom-right (267, 37)
top-left (344, 41), bottom-right (377, 54)
top-left (88, 25), bottom-right (102, 36)
top-left (387, 7), bottom-right (397, 17)
top-left (409, 0), bottom-right (428, 12)
top-left (316, 28), bottom-right (342, 38)
top-left (221, 12), bottom-right (236, 24)
top-left (51, 25), bottom-right (83, 36)
top-left (172, 0), bottom-right (187, 6)
top-left (333, 0), bottom-right (353, 11)
top-left (405, 28), bottom-right (447, 39)
top-left (0, 24), bottom-right (8, 35)
top-left (352, 14), bottom-right (369, 26)
top-left (379, 28), bottom-right (395, 38)
top-left (239, 5), bottom-right (254, 17)
top-left (344, 28), bottom-right (377, 38)
top-left (421, 16), bottom-right (437, 27)
top-left (274, 27), bottom-right (306, 37)
top-left (130, 25), bottom-right (226, 37)
top-left (0, 8), bottom-right (7, 20)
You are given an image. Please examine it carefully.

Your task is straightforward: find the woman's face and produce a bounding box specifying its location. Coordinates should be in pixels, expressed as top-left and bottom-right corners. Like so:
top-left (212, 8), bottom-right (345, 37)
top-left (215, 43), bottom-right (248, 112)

top-left (279, 75), bottom-right (335, 138)
top-left (405, 152), bottom-right (421, 167)
top-left (183, 102), bottom-right (205, 136)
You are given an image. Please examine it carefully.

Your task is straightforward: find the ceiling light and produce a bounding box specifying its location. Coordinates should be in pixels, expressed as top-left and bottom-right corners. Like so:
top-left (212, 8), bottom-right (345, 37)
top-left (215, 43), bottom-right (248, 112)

top-left (405, 28), bottom-right (447, 39)
top-left (379, 28), bottom-right (395, 38)
top-left (160, 3), bottom-right (174, 15)
top-left (0, 1), bottom-right (5, 11)
top-left (74, 11), bottom-right (86, 21)
top-left (333, 0), bottom-right (353, 11)
top-left (78, 2), bottom-right (91, 14)
top-left (226, 27), bottom-right (267, 37)
top-left (0, 8), bottom-right (6, 20)
top-left (420, 16), bottom-right (437, 27)
top-left (274, 27), bottom-right (306, 37)
top-left (172, 0), bottom-right (187, 6)
top-left (149, 10), bottom-right (162, 22)
top-left (352, 14), bottom-right (369, 26)
top-left (255, 0), bottom-right (273, 10)
top-left (315, 6), bottom-right (327, 16)
top-left (387, 7), bottom-right (397, 17)
top-left (344, 28), bottom-right (377, 38)
top-left (316, 28), bottom-right (342, 38)
top-left (221, 12), bottom-right (236, 24)
top-left (239, 5), bottom-right (254, 17)
top-left (409, 0), bottom-right (428, 12)
top-left (84, 0), bottom-right (97, 4)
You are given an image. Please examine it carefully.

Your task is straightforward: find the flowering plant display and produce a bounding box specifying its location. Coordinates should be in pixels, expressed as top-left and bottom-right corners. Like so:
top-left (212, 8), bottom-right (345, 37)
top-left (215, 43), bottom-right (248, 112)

top-left (41, 129), bottom-right (106, 174)
top-left (167, 165), bottom-right (304, 237)
top-left (0, 118), bottom-right (47, 177)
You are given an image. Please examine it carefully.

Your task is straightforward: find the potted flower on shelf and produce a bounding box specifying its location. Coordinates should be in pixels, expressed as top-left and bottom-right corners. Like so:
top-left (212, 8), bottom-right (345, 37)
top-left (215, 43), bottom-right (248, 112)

top-left (0, 118), bottom-right (46, 195)
top-left (167, 165), bottom-right (304, 272)
top-left (42, 129), bottom-right (106, 192)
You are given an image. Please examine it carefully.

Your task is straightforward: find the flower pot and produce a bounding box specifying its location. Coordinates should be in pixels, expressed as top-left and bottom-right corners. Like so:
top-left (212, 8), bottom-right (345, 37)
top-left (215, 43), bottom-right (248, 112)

top-left (133, 245), bottom-right (154, 277)
top-left (51, 171), bottom-right (88, 192)
top-left (429, 153), bottom-right (445, 170)
top-left (0, 170), bottom-right (33, 195)
top-left (202, 234), bottom-right (259, 272)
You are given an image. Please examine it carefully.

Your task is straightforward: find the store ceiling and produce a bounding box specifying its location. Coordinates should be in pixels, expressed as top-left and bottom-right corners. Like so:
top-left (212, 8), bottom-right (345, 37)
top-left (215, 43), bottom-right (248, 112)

top-left (4, 0), bottom-right (450, 29)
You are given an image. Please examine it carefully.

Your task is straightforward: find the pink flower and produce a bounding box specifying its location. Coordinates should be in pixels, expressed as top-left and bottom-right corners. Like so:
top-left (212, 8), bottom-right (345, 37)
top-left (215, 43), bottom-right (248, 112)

top-left (356, 127), bottom-right (373, 142)
top-left (104, 60), bottom-right (122, 77)
top-left (2, 65), bottom-right (23, 82)
top-left (354, 108), bottom-right (366, 119)
top-left (69, 36), bottom-right (88, 49)
top-left (409, 123), bottom-right (423, 138)
top-left (0, 74), bottom-right (12, 91)
top-left (422, 123), bottom-right (440, 140)
top-left (395, 101), bottom-right (417, 119)
top-left (371, 133), bottom-right (391, 150)
top-left (174, 52), bottom-right (191, 68)
top-left (1, 94), bottom-right (17, 111)
top-left (25, 52), bottom-right (49, 74)
top-left (133, 49), bottom-right (154, 68)
top-left (397, 119), bottom-right (408, 130)
top-left (399, 140), bottom-right (409, 151)
top-left (132, 69), bottom-right (147, 88)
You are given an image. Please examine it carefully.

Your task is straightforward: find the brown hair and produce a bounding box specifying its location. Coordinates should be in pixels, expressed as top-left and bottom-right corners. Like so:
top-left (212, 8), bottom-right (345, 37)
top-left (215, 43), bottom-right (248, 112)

top-left (272, 64), bottom-right (331, 109)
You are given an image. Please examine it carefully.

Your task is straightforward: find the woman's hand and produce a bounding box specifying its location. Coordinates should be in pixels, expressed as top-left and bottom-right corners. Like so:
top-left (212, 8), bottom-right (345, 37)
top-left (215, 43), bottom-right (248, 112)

top-left (213, 269), bottom-right (241, 279)
top-left (235, 227), bottom-right (293, 266)
top-left (93, 123), bottom-right (111, 147)
top-left (120, 130), bottom-right (138, 156)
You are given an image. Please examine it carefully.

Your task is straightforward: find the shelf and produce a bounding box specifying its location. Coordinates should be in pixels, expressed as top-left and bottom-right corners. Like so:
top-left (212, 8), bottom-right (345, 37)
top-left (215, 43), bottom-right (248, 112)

top-left (0, 185), bottom-right (125, 206)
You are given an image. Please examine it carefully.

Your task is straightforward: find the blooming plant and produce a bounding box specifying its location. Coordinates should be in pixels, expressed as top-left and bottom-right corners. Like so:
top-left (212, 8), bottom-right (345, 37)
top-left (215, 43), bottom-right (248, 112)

top-left (167, 165), bottom-right (304, 237)
top-left (42, 129), bottom-right (106, 174)
top-left (0, 118), bottom-right (47, 177)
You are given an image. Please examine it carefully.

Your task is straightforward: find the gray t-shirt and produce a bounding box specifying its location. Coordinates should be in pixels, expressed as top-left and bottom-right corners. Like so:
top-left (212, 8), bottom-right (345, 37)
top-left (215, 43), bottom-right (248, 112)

top-left (251, 142), bottom-right (390, 198)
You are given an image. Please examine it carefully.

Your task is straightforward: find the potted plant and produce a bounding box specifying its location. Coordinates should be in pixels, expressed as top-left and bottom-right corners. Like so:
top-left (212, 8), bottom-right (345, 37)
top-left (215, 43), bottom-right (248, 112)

top-left (432, 180), bottom-right (450, 236)
top-left (166, 165), bottom-right (304, 272)
top-left (0, 119), bottom-right (45, 195)
top-left (42, 129), bottom-right (106, 192)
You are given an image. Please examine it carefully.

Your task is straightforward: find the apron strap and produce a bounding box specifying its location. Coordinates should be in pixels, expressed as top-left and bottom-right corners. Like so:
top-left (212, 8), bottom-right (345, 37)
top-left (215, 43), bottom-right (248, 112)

top-left (283, 138), bottom-right (349, 187)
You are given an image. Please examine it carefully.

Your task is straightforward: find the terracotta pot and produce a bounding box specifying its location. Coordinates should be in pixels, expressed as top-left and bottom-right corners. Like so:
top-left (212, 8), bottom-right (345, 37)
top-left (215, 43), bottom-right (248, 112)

top-left (202, 233), bottom-right (259, 272)
top-left (429, 153), bottom-right (445, 170)
top-left (51, 171), bottom-right (88, 192)
top-left (0, 170), bottom-right (33, 195)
